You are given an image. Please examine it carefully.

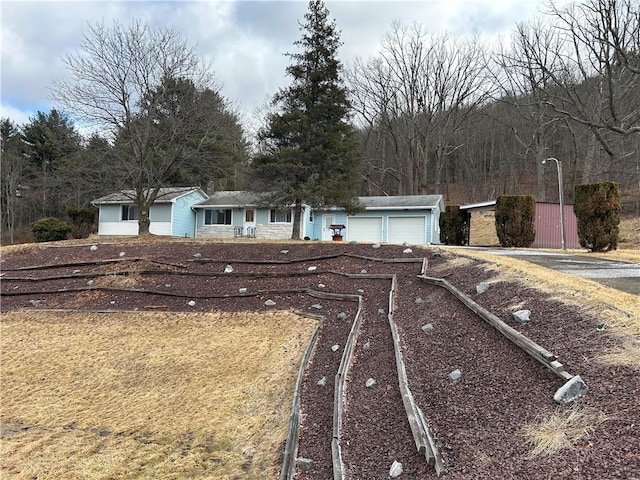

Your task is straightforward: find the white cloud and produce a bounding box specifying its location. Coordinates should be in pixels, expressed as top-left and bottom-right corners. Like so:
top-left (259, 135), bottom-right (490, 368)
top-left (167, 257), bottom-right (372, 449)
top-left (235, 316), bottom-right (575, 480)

top-left (1, 0), bottom-right (556, 132)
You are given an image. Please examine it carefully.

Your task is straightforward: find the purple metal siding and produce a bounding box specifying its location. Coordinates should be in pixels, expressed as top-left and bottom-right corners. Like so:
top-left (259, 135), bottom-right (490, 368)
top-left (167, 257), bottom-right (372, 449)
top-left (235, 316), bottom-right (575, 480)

top-left (533, 202), bottom-right (580, 249)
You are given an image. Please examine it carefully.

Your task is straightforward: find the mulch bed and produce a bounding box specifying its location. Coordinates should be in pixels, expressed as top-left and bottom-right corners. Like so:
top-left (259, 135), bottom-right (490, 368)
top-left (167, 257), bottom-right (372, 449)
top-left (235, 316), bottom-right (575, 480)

top-left (1, 240), bottom-right (638, 479)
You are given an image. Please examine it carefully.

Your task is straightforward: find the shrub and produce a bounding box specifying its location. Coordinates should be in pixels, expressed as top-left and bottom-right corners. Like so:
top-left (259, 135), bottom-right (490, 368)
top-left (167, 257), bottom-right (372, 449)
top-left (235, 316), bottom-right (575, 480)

top-left (439, 205), bottom-right (469, 245)
top-left (67, 207), bottom-right (96, 239)
top-left (495, 195), bottom-right (536, 247)
top-left (31, 217), bottom-right (72, 243)
top-left (574, 182), bottom-right (620, 252)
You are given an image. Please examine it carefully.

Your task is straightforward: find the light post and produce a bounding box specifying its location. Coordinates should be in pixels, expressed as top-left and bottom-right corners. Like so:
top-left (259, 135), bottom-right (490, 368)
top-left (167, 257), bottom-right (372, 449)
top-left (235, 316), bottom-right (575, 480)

top-left (542, 157), bottom-right (566, 250)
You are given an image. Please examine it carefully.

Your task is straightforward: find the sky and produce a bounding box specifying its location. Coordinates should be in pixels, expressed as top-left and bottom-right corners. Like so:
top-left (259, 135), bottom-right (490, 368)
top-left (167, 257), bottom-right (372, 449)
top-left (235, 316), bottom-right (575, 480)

top-left (1, 0), bottom-right (560, 135)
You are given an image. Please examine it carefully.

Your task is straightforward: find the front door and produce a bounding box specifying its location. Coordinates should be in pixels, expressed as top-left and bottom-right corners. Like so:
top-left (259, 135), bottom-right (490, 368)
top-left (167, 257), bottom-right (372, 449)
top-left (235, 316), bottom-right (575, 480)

top-left (244, 209), bottom-right (256, 237)
top-left (322, 214), bottom-right (335, 241)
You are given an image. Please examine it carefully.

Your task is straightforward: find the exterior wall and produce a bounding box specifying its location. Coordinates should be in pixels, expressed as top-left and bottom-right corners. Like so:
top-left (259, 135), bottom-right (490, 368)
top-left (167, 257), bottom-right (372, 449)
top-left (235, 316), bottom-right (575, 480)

top-left (149, 222), bottom-right (172, 236)
top-left (533, 202), bottom-right (580, 249)
top-left (196, 225), bottom-right (235, 239)
top-left (255, 223), bottom-right (293, 239)
top-left (313, 209), bottom-right (438, 243)
top-left (171, 191), bottom-right (207, 238)
top-left (98, 204), bottom-right (138, 236)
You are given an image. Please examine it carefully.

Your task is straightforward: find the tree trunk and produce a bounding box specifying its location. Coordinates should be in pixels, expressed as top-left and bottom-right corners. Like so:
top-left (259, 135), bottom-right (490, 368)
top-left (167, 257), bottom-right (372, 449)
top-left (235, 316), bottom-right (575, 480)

top-left (138, 206), bottom-right (151, 235)
top-left (291, 202), bottom-right (302, 240)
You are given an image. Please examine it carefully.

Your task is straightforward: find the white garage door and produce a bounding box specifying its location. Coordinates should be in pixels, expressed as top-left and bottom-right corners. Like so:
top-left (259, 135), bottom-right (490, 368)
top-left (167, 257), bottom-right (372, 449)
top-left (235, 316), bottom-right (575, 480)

top-left (388, 216), bottom-right (426, 244)
top-left (347, 216), bottom-right (382, 242)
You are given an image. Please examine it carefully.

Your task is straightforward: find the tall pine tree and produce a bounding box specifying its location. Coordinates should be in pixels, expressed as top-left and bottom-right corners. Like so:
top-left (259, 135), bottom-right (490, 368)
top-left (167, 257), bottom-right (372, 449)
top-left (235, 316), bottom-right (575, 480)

top-left (251, 0), bottom-right (361, 240)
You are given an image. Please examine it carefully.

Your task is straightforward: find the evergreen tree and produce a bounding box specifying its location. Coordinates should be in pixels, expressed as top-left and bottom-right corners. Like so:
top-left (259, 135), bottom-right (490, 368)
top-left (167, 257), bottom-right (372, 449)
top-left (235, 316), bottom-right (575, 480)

top-left (251, 0), bottom-right (361, 239)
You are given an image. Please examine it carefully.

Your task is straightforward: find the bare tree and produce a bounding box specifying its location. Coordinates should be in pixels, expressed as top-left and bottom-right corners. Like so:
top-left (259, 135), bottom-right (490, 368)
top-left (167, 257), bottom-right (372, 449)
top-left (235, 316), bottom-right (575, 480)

top-left (52, 21), bottom-right (242, 234)
top-left (348, 22), bottom-right (492, 197)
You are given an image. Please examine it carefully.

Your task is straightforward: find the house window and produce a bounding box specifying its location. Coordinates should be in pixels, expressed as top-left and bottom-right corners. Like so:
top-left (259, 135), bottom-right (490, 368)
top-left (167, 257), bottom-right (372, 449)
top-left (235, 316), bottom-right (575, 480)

top-left (309, 210), bottom-right (314, 223)
top-left (270, 209), bottom-right (292, 223)
top-left (205, 209), bottom-right (232, 225)
top-left (122, 205), bottom-right (139, 221)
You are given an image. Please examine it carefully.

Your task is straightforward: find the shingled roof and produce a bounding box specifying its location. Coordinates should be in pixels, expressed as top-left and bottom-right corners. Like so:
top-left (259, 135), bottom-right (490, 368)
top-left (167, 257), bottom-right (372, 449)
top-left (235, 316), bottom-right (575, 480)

top-left (92, 187), bottom-right (206, 205)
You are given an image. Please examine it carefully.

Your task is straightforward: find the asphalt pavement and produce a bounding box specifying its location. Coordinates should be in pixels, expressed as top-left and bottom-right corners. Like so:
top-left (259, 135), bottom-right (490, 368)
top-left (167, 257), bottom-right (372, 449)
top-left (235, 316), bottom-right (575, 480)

top-left (460, 248), bottom-right (640, 296)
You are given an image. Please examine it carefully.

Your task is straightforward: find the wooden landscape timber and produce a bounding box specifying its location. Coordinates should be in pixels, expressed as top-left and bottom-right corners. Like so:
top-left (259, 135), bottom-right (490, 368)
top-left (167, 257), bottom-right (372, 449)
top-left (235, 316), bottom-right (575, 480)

top-left (418, 275), bottom-right (586, 402)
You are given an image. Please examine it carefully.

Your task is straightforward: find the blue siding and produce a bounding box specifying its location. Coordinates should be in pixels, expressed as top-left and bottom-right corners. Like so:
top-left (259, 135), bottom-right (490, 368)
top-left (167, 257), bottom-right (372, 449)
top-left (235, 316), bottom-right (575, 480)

top-left (172, 190), bottom-right (207, 237)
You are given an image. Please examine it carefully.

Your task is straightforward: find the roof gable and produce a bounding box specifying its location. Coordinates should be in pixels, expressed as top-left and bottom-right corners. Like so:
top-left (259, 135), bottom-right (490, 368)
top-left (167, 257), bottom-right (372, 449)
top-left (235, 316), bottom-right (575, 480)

top-left (92, 187), bottom-right (207, 205)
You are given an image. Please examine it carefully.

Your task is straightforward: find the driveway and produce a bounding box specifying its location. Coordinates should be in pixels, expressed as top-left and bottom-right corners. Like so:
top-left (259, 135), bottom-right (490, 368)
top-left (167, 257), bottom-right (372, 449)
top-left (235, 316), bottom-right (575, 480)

top-left (460, 248), bottom-right (640, 296)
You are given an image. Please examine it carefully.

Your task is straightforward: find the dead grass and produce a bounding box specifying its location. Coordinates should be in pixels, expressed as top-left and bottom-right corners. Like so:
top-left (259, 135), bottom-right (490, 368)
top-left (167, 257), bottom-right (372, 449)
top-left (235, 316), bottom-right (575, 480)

top-left (1, 310), bottom-right (317, 479)
top-left (523, 408), bottom-right (608, 457)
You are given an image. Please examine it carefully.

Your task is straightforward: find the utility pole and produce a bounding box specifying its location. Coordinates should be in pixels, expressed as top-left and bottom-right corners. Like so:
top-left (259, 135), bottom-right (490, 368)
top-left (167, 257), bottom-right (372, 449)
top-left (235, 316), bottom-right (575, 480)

top-left (542, 157), bottom-right (566, 250)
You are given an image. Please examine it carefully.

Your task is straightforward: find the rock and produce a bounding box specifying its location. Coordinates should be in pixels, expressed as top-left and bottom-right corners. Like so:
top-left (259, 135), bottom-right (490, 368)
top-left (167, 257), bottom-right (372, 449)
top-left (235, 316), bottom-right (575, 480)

top-left (449, 369), bottom-right (462, 381)
top-left (224, 264), bottom-right (234, 273)
top-left (193, 252), bottom-right (202, 258)
top-left (403, 248), bottom-right (413, 254)
top-left (90, 245), bottom-right (98, 251)
top-left (331, 344), bottom-right (340, 352)
top-left (307, 266), bottom-right (317, 271)
top-left (378, 308), bottom-right (386, 315)
top-left (389, 460), bottom-right (403, 478)
top-left (365, 378), bottom-right (377, 388)
top-left (361, 269), bottom-right (368, 274)
top-left (164, 284), bottom-right (171, 288)
top-left (86, 280), bottom-right (94, 286)
top-left (280, 249), bottom-right (289, 254)
top-left (422, 323), bottom-right (434, 333)
top-left (349, 240), bottom-right (358, 245)
top-left (403, 242), bottom-right (409, 247)
top-left (311, 303), bottom-right (322, 310)
top-left (110, 300), bottom-right (116, 305)
top-left (264, 299), bottom-right (276, 306)
top-left (357, 289), bottom-right (365, 294)
top-left (318, 283), bottom-right (326, 289)
top-left (512, 310), bottom-right (531, 325)
top-left (238, 288), bottom-right (247, 294)
top-left (317, 376), bottom-right (327, 387)
top-left (337, 312), bottom-right (348, 321)
top-left (476, 282), bottom-right (490, 294)
top-left (29, 299), bottom-right (41, 306)
top-left (372, 243), bottom-right (381, 249)
top-left (296, 457), bottom-right (313, 471)
top-left (554, 375), bottom-right (589, 404)
top-left (415, 297), bottom-right (424, 305)
top-left (73, 270), bottom-right (81, 274)
top-left (363, 341), bottom-right (370, 351)
top-left (187, 300), bottom-right (196, 307)
top-left (119, 251), bottom-right (126, 257)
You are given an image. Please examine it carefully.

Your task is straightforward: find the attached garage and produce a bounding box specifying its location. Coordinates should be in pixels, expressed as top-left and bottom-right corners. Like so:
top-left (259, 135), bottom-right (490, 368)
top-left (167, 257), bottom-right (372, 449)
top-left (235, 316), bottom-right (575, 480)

top-left (347, 216), bottom-right (382, 242)
top-left (388, 216), bottom-right (426, 244)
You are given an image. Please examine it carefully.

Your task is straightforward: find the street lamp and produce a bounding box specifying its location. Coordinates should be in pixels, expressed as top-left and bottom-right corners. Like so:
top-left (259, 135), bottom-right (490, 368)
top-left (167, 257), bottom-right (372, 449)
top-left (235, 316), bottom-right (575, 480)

top-left (542, 157), bottom-right (566, 250)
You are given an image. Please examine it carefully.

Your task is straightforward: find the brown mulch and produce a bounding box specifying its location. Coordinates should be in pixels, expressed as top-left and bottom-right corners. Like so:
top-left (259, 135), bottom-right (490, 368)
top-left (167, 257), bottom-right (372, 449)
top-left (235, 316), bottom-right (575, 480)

top-left (1, 241), bottom-right (638, 479)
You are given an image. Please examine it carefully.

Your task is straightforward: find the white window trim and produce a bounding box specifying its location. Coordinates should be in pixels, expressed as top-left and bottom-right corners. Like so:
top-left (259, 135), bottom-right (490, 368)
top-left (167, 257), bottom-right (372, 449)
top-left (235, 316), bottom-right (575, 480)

top-left (269, 208), bottom-right (293, 224)
top-left (204, 208), bottom-right (233, 226)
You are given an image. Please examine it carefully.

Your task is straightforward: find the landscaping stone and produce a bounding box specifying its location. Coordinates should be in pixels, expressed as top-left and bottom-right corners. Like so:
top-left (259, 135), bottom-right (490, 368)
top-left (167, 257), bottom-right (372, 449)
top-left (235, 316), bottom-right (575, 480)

top-left (403, 248), bottom-right (413, 254)
top-left (337, 312), bottom-right (348, 321)
top-left (90, 245), bottom-right (98, 251)
top-left (378, 308), bottom-right (385, 315)
top-left (476, 282), bottom-right (490, 294)
top-left (554, 375), bottom-right (589, 404)
top-left (280, 249), bottom-right (289, 254)
top-left (331, 344), bottom-right (340, 352)
top-left (224, 264), bottom-right (234, 273)
top-left (192, 252), bottom-right (202, 258)
top-left (449, 369), bottom-right (462, 381)
top-left (238, 288), bottom-right (247, 294)
top-left (363, 341), bottom-right (370, 351)
top-left (361, 269), bottom-right (368, 274)
top-left (264, 299), bottom-right (276, 306)
top-left (317, 376), bottom-right (327, 387)
top-left (415, 297), bottom-right (424, 305)
top-left (372, 243), bottom-right (381, 249)
top-left (187, 300), bottom-right (196, 307)
top-left (366, 378), bottom-right (377, 388)
top-left (297, 458), bottom-right (313, 471)
top-left (512, 310), bottom-right (531, 324)
top-left (311, 303), bottom-right (322, 310)
top-left (119, 252), bottom-right (126, 257)
top-left (389, 460), bottom-right (403, 478)
top-left (318, 283), bottom-right (326, 289)
top-left (308, 266), bottom-right (317, 271)
top-left (422, 323), bottom-right (434, 333)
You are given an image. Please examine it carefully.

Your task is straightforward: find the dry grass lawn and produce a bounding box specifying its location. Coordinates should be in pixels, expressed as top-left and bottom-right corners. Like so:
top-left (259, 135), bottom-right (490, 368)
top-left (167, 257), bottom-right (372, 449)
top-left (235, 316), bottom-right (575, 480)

top-left (1, 310), bottom-right (317, 479)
